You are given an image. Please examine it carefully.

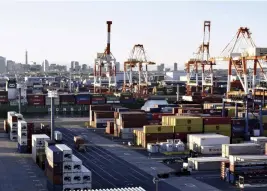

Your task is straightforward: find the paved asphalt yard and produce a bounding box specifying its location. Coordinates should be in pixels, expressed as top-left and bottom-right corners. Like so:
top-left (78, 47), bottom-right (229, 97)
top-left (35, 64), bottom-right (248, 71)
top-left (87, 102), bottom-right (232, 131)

top-left (59, 126), bottom-right (179, 191)
top-left (0, 138), bottom-right (48, 191)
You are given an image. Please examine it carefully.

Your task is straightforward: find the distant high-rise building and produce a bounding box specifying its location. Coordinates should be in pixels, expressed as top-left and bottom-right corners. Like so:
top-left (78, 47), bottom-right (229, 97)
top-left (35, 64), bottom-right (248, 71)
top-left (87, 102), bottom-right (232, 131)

top-left (0, 56), bottom-right (6, 73)
top-left (82, 64), bottom-right (87, 71)
top-left (70, 61), bottom-right (79, 71)
top-left (157, 63), bottom-right (165, 72)
top-left (6, 60), bottom-right (15, 72)
top-left (174, 63), bottom-right (178, 71)
top-left (25, 50), bottom-right (28, 65)
top-left (115, 62), bottom-right (120, 72)
top-left (43, 60), bottom-right (49, 72)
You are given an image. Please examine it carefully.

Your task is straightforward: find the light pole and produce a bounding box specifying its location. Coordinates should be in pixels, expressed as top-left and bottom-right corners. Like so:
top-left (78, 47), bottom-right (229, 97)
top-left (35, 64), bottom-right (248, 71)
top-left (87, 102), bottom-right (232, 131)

top-left (48, 90), bottom-right (58, 141)
top-left (17, 84), bottom-right (21, 114)
top-left (153, 177), bottom-right (159, 191)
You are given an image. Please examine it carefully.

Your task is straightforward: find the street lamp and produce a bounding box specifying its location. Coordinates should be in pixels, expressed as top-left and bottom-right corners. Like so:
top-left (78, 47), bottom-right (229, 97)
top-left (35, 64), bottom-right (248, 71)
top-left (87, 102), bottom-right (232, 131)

top-left (153, 177), bottom-right (159, 191)
top-left (17, 84), bottom-right (21, 114)
top-left (48, 90), bottom-right (58, 141)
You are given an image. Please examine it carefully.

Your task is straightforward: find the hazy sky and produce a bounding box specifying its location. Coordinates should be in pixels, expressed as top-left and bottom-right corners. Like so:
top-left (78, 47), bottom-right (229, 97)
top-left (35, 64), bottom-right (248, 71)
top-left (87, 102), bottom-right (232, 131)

top-left (0, 1), bottom-right (266, 69)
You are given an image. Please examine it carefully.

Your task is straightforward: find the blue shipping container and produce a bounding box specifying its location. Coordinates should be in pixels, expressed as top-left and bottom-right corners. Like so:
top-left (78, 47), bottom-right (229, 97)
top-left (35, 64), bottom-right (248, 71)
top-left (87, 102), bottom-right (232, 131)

top-left (146, 113), bottom-right (153, 120)
top-left (149, 108), bottom-right (161, 113)
top-left (120, 99), bottom-right (135, 104)
top-left (18, 143), bottom-right (28, 153)
top-left (116, 108), bottom-right (129, 112)
top-left (46, 146), bottom-right (63, 163)
top-left (91, 100), bottom-right (106, 105)
top-left (232, 125), bottom-right (244, 133)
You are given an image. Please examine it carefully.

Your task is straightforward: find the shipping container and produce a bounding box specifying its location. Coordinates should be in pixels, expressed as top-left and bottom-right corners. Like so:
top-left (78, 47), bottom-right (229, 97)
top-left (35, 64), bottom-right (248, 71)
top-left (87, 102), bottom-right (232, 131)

top-left (222, 143), bottom-right (261, 158)
top-left (203, 117), bottom-right (231, 125)
top-left (59, 94), bottom-right (76, 103)
top-left (188, 157), bottom-right (229, 171)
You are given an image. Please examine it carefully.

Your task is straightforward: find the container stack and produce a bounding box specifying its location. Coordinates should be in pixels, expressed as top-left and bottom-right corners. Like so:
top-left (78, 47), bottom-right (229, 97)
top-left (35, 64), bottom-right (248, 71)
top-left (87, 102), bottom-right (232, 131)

top-left (7, 111), bottom-right (18, 141)
top-left (32, 134), bottom-right (50, 170)
top-left (106, 95), bottom-right (120, 104)
top-left (188, 134), bottom-right (230, 155)
top-left (116, 112), bottom-right (147, 139)
top-left (231, 119), bottom-right (245, 144)
top-left (224, 155), bottom-right (267, 185)
top-left (89, 105), bottom-right (111, 127)
top-left (119, 92), bottom-right (134, 104)
top-left (162, 116), bottom-right (203, 142)
top-left (27, 94), bottom-right (45, 106)
top-left (3, 119), bottom-right (9, 133)
top-left (203, 117), bottom-right (231, 137)
top-left (188, 157), bottom-right (229, 171)
top-left (221, 143), bottom-right (262, 158)
top-left (75, 93), bottom-right (90, 105)
top-left (17, 120), bottom-right (28, 153)
top-left (91, 94), bottom-right (106, 105)
top-left (26, 122), bottom-right (35, 153)
top-left (45, 144), bottom-right (92, 191)
top-left (59, 94), bottom-right (75, 105)
top-left (93, 111), bottom-right (114, 128)
top-left (250, 137), bottom-right (267, 154)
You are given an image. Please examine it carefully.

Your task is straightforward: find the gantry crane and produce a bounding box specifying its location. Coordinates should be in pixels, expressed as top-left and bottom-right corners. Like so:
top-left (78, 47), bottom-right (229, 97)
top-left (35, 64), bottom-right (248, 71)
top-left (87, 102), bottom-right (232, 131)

top-left (123, 44), bottom-right (155, 95)
top-left (185, 21), bottom-right (215, 97)
top-left (210, 27), bottom-right (267, 98)
top-left (94, 21), bottom-right (117, 93)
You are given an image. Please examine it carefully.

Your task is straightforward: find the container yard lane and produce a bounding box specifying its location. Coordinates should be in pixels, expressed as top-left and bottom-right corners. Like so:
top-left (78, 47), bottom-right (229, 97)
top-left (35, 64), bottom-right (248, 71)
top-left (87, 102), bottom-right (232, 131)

top-left (58, 126), bottom-right (179, 191)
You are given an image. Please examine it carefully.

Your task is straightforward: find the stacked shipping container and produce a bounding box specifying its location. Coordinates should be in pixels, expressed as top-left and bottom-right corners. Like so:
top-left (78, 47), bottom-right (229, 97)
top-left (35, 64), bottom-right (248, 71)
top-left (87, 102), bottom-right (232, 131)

top-left (203, 117), bottom-right (231, 137)
top-left (60, 94), bottom-right (75, 105)
top-left (0, 90), bottom-right (8, 103)
top-left (45, 144), bottom-right (92, 191)
top-left (89, 105), bottom-right (112, 127)
top-left (32, 134), bottom-right (50, 170)
top-left (116, 112), bottom-right (147, 139)
top-left (91, 94), bottom-right (105, 105)
top-left (7, 111), bottom-right (18, 141)
top-left (27, 94), bottom-right (45, 106)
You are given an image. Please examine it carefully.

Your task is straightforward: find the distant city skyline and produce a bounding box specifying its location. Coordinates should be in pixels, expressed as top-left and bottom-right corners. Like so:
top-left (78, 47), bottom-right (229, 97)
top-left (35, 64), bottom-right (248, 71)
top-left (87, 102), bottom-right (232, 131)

top-left (0, 1), bottom-right (266, 69)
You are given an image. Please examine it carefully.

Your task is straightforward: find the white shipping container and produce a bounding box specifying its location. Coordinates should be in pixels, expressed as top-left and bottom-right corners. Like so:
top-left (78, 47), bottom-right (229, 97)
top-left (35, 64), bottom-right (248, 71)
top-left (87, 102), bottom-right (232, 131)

top-left (72, 155), bottom-right (82, 172)
top-left (56, 144), bottom-right (72, 161)
top-left (81, 165), bottom-right (92, 183)
top-left (63, 173), bottom-right (72, 184)
top-left (229, 155), bottom-right (267, 165)
top-left (15, 114), bottom-right (23, 120)
top-left (200, 145), bottom-right (222, 154)
top-left (82, 183), bottom-right (92, 190)
top-left (193, 135), bottom-right (230, 146)
top-left (9, 134), bottom-right (17, 142)
top-left (187, 133), bottom-right (216, 144)
top-left (32, 134), bottom-right (50, 147)
top-left (18, 136), bottom-right (27, 145)
top-left (147, 143), bottom-right (159, 153)
top-left (18, 131), bottom-right (27, 139)
top-left (95, 118), bottom-right (113, 124)
top-left (72, 173), bottom-right (83, 184)
top-left (246, 47), bottom-right (267, 57)
top-left (18, 120), bottom-right (27, 131)
top-left (63, 185), bottom-right (73, 191)
top-left (9, 121), bottom-right (17, 129)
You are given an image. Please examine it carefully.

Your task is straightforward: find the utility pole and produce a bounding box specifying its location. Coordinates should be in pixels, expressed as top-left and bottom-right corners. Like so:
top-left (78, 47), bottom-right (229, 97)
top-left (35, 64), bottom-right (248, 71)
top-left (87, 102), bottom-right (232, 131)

top-left (17, 84), bottom-right (21, 114)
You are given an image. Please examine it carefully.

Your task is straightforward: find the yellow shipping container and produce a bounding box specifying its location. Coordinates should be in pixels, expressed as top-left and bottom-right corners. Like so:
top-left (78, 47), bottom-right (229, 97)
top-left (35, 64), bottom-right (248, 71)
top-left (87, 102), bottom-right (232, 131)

top-left (174, 124), bottom-right (203, 133)
top-left (204, 124), bottom-right (231, 132)
top-left (144, 125), bottom-right (173, 134)
top-left (172, 116), bottom-right (202, 126)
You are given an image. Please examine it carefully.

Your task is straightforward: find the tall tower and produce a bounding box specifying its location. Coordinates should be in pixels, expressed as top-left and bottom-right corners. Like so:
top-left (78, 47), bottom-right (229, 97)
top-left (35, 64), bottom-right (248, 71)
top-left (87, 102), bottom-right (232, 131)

top-left (25, 50), bottom-right (28, 65)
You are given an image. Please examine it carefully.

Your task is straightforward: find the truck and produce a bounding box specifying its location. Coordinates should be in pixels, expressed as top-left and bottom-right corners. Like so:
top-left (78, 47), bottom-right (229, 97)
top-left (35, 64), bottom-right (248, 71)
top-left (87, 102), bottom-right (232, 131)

top-left (74, 136), bottom-right (86, 152)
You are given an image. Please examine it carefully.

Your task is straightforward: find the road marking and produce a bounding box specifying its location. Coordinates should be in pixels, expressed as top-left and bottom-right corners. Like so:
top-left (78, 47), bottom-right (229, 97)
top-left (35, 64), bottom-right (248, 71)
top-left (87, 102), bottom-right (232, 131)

top-left (151, 167), bottom-right (156, 170)
top-left (185, 183), bottom-right (196, 187)
top-left (33, 180), bottom-right (40, 182)
top-left (30, 175), bottom-right (37, 178)
top-left (35, 183), bottom-right (43, 187)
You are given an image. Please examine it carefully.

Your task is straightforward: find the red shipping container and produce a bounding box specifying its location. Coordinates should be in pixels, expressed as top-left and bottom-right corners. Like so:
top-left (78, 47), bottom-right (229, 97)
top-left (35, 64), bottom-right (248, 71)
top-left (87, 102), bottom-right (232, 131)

top-left (76, 100), bottom-right (90, 105)
top-left (203, 117), bottom-right (231, 125)
top-left (148, 120), bottom-right (161, 125)
top-left (28, 101), bottom-right (45, 106)
top-left (0, 98), bottom-right (8, 102)
top-left (27, 94), bottom-right (45, 99)
top-left (152, 113), bottom-right (175, 120)
top-left (92, 97), bottom-right (105, 101)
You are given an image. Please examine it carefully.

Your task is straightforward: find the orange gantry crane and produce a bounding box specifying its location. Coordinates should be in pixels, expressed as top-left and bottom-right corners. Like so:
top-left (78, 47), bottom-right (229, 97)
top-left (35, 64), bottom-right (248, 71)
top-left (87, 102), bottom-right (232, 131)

top-left (123, 44), bottom-right (155, 95)
top-left (210, 27), bottom-right (267, 98)
top-left (185, 21), bottom-right (215, 97)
